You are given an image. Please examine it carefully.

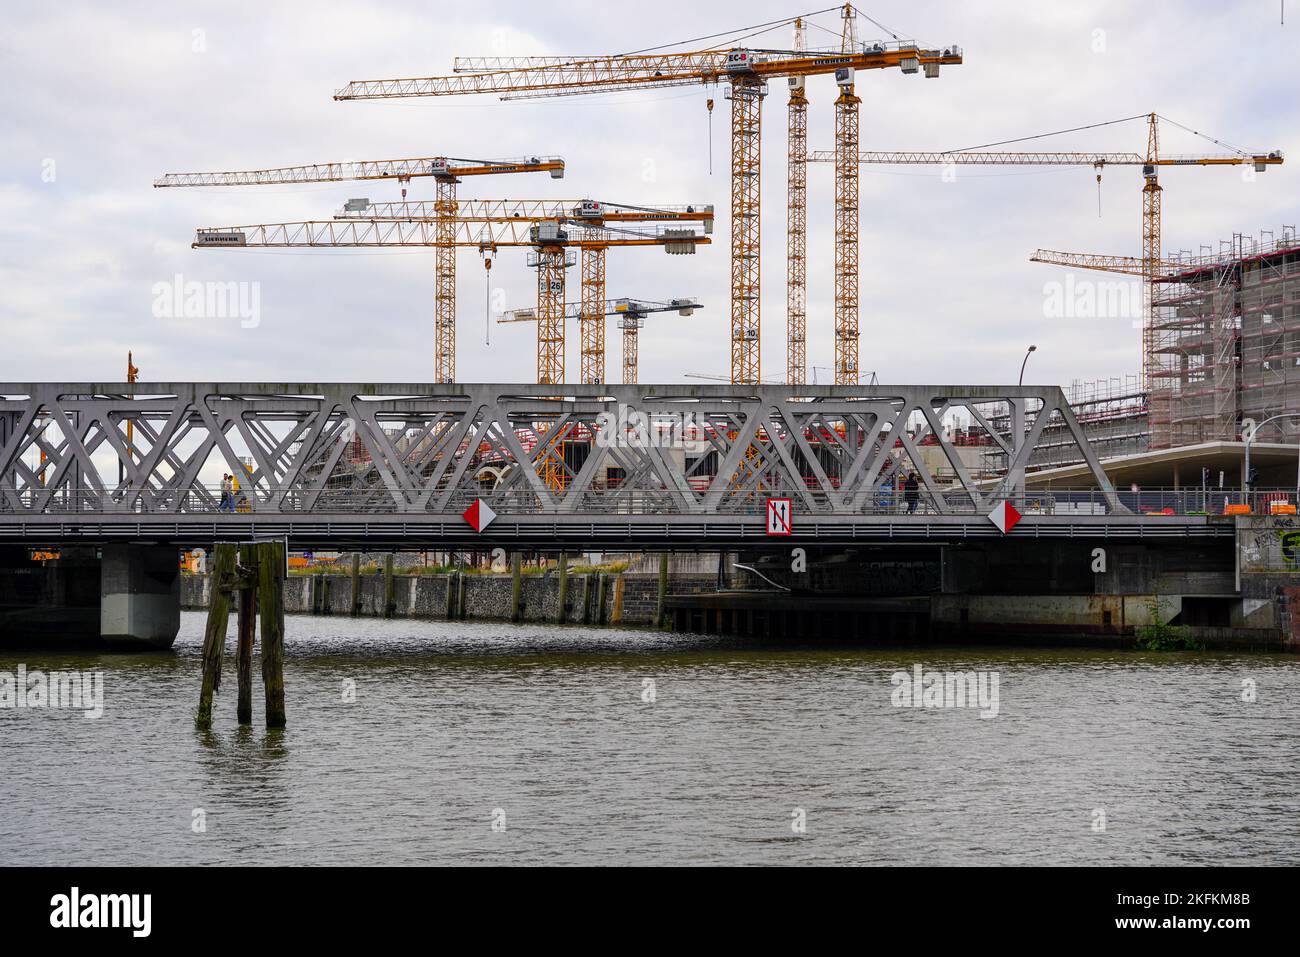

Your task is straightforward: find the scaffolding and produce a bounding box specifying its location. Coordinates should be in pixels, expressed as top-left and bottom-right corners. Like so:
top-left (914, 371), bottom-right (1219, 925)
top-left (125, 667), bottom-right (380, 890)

top-left (982, 376), bottom-right (1150, 473)
top-left (1150, 226), bottom-right (1300, 448)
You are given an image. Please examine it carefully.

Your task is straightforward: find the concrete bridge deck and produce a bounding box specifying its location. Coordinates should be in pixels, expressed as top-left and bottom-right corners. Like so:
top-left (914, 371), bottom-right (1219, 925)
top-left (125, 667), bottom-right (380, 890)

top-left (0, 511), bottom-right (1235, 549)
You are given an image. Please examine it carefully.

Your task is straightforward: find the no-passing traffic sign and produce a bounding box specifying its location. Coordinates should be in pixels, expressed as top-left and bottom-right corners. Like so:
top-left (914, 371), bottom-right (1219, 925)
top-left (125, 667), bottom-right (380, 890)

top-left (766, 497), bottom-right (793, 536)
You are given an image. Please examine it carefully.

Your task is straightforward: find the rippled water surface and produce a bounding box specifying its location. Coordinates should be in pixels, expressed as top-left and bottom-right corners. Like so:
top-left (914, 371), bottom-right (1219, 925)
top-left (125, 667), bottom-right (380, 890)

top-left (2, 612), bottom-right (1298, 865)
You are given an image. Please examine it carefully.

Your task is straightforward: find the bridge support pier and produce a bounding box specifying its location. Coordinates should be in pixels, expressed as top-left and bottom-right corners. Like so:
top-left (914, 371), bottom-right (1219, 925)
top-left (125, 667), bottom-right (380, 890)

top-left (100, 544), bottom-right (180, 650)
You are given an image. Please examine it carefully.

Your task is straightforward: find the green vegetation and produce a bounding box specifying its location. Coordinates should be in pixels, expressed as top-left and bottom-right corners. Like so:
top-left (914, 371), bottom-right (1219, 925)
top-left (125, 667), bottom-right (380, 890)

top-left (1134, 594), bottom-right (1203, 651)
top-left (571, 561), bottom-right (628, 575)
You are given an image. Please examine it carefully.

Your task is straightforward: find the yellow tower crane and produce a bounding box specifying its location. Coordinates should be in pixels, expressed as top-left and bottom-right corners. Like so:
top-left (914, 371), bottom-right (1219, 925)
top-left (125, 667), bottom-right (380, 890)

top-left (341, 199), bottom-right (713, 384)
top-left (155, 154), bottom-right (564, 383)
top-left (500, 297), bottom-right (701, 384)
top-left (811, 113), bottom-right (1283, 386)
top-left (332, 20), bottom-right (962, 385)
top-left (192, 218), bottom-right (709, 384)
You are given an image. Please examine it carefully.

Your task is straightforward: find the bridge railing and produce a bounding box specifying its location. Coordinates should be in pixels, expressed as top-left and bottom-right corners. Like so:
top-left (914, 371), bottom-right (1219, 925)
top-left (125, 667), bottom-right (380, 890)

top-left (2, 484), bottom-right (1291, 518)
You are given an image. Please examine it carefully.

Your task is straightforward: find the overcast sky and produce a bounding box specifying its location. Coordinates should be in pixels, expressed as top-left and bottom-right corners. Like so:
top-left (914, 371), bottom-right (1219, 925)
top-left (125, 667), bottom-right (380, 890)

top-left (2, 1), bottom-right (1296, 390)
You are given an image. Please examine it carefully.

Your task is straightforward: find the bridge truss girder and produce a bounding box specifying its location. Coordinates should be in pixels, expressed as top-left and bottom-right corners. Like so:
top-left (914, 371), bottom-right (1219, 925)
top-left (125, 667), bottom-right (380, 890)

top-left (0, 384), bottom-right (1123, 526)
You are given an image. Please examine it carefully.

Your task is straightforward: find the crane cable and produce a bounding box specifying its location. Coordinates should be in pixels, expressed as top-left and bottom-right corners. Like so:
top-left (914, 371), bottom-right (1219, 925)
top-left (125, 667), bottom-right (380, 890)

top-left (946, 114), bottom-right (1150, 154)
top-left (948, 113), bottom-right (1257, 159)
top-left (618, 6), bottom-right (844, 56)
top-left (1156, 114), bottom-right (1252, 157)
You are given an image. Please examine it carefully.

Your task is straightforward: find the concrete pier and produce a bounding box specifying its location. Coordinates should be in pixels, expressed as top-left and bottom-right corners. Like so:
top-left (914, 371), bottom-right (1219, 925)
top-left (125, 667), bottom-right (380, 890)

top-left (99, 545), bottom-right (180, 650)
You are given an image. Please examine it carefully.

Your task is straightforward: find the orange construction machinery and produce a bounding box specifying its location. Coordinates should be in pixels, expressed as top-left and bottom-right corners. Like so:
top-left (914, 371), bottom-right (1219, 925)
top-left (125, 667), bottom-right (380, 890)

top-left (331, 5), bottom-right (963, 385)
top-left (156, 155), bottom-right (565, 383)
top-left (813, 113), bottom-right (1283, 387)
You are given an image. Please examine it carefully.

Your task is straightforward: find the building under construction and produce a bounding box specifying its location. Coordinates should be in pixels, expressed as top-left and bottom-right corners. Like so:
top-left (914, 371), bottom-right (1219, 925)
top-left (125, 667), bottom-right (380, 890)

top-left (1151, 227), bottom-right (1300, 448)
top-left (996, 228), bottom-right (1300, 474)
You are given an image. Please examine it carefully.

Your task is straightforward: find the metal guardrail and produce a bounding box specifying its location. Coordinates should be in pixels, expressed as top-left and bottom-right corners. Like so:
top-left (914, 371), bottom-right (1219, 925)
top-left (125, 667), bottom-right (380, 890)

top-left (2, 484), bottom-right (1289, 518)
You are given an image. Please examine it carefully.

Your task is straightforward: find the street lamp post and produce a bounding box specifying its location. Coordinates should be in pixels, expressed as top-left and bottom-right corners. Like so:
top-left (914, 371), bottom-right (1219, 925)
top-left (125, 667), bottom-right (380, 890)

top-left (1243, 412), bottom-right (1300, 507)
top-left (1018, 345), bottom-right (1037, 387)
top-left (1009, 346), bottom-right (1037, 502)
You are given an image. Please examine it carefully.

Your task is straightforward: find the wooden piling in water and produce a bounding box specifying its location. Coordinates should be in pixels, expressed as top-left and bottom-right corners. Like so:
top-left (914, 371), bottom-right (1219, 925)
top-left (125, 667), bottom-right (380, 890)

top-left (350, 553), bottom-right (361, 616)
top-left (456, 569), bottom-right (467, 618)
top-left (445, 571), bottom-right (458, 619)
top-left (510, 552), bottom-right (522, 622)
top-left (257, 540), bottom-right (287, 729)
top-left (657, 552), bottom-right (669, 629)
top-left (383, 554), bottom-right (395, 619)
top-left (196, 543), bottom-right (237, 731)
top-left (235, 543), bottom-right (256, 725)
top-left (556, 553), bottom-right (569, 624)
top-left (596, 574), bottom-right (607, 625)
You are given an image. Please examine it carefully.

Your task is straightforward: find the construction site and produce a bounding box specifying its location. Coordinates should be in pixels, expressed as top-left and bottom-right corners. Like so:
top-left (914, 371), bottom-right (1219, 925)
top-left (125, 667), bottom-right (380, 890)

top-left (14, 1), bottom-right (1300, 889)
top-left (139, 4), bottom-right (1295, 504)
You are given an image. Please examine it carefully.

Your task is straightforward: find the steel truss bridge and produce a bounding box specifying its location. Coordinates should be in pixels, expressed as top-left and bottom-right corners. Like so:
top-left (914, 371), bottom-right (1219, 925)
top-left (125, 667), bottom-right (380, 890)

top-left (0, 383), bottom-right (1227, 548)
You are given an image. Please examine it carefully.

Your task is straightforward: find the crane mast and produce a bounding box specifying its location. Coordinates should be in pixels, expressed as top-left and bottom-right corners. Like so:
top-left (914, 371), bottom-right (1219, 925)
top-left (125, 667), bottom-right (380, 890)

top-left (580, 241), bottom-right (608, 384)
top-left (1141, 113), bottom-right (1163, 389)
top-left (786, 18), bottom-right (808, 386)
top-left (834, 4), bottom-right (861, 385)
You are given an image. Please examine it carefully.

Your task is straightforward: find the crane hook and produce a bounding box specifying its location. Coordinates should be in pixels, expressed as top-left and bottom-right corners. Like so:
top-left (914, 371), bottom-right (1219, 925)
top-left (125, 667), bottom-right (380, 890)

top-left (481, 250), bottom-right (494, 346)
top-left (706, 98), bottom-right (715, 175)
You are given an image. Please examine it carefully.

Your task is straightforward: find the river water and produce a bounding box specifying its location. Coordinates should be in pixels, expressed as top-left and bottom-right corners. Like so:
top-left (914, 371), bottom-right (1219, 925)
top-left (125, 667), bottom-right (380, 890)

top-left (2, 612), bottom-right (1297, 866)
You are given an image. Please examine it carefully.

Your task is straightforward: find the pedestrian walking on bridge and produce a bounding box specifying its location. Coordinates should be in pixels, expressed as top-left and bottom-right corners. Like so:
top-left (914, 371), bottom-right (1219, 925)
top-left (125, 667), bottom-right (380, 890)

top-left (904, 473), bottom-right (920, 514)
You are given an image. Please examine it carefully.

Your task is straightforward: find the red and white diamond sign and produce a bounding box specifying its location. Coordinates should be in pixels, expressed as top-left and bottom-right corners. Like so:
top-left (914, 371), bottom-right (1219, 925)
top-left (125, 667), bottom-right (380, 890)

top-left (462, 498), bottom-right (497, 533)
top-left (988, 500), bottom-right (1021, 534)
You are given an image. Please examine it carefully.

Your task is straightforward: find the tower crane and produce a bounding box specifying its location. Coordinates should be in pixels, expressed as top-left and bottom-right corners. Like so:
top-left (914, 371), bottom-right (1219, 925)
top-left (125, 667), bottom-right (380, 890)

top-left (192, 219), bottom-right (709, 384)
top-left (500, 298), bottom-right (702, 384)
top-left (156, 154), bottom-right (564, 383)
top-left (340, 199), bottom-right (713, 384)
top-left (811, 113), bottom-right (1283, 386)
top-left (332, 14), bottom-right (962, 385)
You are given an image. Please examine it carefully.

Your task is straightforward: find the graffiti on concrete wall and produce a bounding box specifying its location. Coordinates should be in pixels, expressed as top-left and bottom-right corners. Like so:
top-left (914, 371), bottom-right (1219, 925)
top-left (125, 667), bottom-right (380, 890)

top-left (1239, 517), bottom-right (1300, 574)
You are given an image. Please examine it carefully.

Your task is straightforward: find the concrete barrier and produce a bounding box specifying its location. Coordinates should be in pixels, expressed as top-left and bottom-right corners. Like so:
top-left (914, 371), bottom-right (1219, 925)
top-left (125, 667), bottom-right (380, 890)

top-left (181, 571), bottom-right (719, 627)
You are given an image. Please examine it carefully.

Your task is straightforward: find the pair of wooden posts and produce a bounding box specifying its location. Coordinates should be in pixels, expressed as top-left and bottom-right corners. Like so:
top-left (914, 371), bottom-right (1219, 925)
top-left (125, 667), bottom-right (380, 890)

top-left (196, 541), bottom-right (286, 730)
